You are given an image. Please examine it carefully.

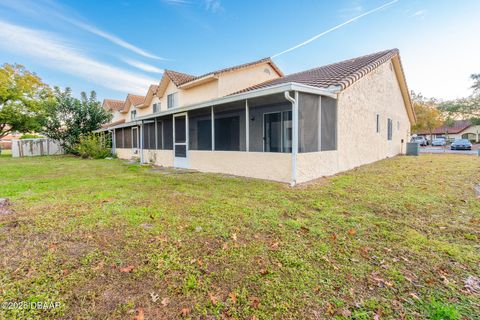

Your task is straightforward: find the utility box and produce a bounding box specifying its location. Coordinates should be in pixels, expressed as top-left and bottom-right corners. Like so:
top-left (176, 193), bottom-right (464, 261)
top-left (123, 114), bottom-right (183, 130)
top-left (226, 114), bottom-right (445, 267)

top-left (406, 142), bottom-right (419, 156)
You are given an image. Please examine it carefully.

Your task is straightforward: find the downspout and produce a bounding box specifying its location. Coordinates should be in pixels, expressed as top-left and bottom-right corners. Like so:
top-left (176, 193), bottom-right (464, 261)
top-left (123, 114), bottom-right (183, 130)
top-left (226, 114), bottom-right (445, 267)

top-left (284, 91), bottom-right (298, 186)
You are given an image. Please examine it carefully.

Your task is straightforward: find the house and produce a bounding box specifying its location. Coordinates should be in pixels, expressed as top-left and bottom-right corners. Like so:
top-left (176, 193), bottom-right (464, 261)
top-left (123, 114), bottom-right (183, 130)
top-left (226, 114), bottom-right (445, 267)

top-left (98, 49), bottom-right (415, 185)
top-left (416, 119), bottom-right (480, 142)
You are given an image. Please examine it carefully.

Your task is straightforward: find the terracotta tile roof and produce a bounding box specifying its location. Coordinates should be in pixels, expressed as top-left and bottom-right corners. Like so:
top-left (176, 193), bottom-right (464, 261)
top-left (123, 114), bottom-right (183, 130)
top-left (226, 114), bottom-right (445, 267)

top-left (164, 70), bottom-right (196, 86)
top-left (149, 84), bottom-right (159, 95)
top-left (128, 94), bottom-right (145, 106)
top-left (417, 120), bottom-right (472, 135)
top-left (234, 49), bottom-right (401, 94)
top-left (101, 118), bottom-right (126, 129)
top-left (102, 99), bottom-right (124, 112)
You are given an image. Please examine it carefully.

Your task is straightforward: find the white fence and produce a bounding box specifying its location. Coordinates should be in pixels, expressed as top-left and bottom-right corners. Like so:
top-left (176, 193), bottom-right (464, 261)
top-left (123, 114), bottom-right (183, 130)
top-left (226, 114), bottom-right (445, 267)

top-left (11, 139), bottom-right (64, 157)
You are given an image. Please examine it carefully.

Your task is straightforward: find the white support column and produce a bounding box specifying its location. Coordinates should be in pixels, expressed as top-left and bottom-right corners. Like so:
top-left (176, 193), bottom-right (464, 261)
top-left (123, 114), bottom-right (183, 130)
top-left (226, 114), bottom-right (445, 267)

top-left (112, 129), bottom-right (116, 154)
top-left (140, 122), bottom-right (144, 164)
top-left (211, 106), bottom-right (215, 151)
top-left (245, 99), bottom-right (249, 152)
top-left (292, 91), bottom-right (299, 186)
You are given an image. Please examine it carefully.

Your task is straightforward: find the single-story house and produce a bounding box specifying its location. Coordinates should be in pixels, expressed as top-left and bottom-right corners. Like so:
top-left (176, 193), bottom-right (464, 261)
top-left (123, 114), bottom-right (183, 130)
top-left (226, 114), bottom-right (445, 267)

top-left (416, 120), bottom-right (480, 142)
top-left (98, 49), bottom-right (415, 185)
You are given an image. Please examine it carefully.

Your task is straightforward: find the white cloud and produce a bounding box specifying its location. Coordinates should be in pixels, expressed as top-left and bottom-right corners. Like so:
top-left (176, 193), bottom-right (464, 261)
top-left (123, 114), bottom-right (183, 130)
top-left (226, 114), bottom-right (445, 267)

top-left (0, 0), bottom-right (164, 60)
top-left (411, 10), bottom-right (426, 18)
top-left (204, 0), bottom-right (223, 13)
top-left (0, 20), bottom-right (157, 94)
top-left (122, 58), bottom-right (164, 74)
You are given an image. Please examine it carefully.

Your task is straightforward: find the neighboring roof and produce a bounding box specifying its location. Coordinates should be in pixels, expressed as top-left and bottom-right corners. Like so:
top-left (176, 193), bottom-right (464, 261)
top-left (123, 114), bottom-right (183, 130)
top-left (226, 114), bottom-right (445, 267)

top-left (137, 84), bottom-right (160, 109)
top-left (102, 99), bottom-right (124, 112)
top-left (417, 120), bottom-right (472, 135)
top-left (164, 70), bottom-right (196, 86)
top-left (128, 94), bottom-right (145, 106)
top-left (236, 49), bottom-right (401, 93)
top-left (101, 118), bottom-right (126, 129)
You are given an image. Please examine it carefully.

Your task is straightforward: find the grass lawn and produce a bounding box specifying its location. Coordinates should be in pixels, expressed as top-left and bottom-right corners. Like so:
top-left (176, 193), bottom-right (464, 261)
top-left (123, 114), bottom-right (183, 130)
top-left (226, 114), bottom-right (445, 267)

top-left (0, 154), bottom-right (479, 319)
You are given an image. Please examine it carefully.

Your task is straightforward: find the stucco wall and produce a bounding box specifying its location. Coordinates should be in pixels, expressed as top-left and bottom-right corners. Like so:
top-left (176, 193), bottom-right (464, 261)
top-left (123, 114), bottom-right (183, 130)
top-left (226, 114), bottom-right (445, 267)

top-left (116, 148), bottom-right (135, 160)
top-left (218, 64), bottom-right (280, 97)
top-left (296, 60), bottom-right (411, 184)
top-left (143, 149), bottom-right (174, 167)
top-left (189, 151), bottom-right (292, 183)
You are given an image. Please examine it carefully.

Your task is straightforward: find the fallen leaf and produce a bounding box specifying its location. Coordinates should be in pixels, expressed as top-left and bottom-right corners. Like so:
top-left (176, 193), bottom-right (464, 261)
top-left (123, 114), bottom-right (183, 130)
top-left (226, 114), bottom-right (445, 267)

top-left (348, 228), bottom-right (356, 236)
top-left (232, 233), bottom-right (238, 241)
top-left (339, 308), bottom-right (352, 317)
top-left (331, 233), bottom-right (337, 241)
top-left (133, 307), bottom-right (144, 320)
top-left (161, 297), bottom-right (170, 306)
top-left (120, 265), bottom-right (135, 273)
top-left (259, 268), bottom-right (269, 276)
top-left (48, 243), bottom-right (58, 252)
top-left (325, 302), bottom-right (335, 315)
top-left (209, 292), bottom-right (218, 305)
top-left (228, 292), bottom-right (237, 304)
top-left (222, 242), bottom-right (229, 250)
top-left (250, 297), bottom-right (260, 309)
top-left (180, 307), bottom-right (190, 317)
top-left (270, 242), bottom-right (279, 250)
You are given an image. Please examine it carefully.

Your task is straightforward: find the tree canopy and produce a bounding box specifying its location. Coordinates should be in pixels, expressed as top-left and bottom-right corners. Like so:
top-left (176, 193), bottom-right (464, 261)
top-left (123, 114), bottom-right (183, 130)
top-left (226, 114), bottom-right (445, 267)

top-left (0, 63), bottom-right (50, 139)
top-left (410, 91), bottom-right (443, 137)
top-left (42, 88), bottom-right (112, 153)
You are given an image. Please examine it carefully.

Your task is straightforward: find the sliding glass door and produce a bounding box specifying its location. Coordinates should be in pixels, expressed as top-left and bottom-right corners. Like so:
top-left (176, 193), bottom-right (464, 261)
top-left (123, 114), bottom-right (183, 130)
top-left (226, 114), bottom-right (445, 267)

top-left (264, 111), bottom-right (292, 153)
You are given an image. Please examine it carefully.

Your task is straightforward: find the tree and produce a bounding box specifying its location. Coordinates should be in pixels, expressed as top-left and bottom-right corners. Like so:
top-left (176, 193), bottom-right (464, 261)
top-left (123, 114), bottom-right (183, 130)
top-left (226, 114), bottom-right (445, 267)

top-left (410, 91), bottom-right (443, 141)
top-left (42, 87), bottom-right (112, 153)
top-left (0, 63), bottom-right (50, 139)
top-left (471, 73), bottom-right (480, 94)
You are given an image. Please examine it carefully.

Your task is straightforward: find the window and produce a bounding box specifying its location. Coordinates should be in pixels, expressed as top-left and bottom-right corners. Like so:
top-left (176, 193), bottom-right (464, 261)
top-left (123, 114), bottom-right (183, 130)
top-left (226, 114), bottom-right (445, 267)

top-left (376, 114), bottom-right (380, 133)
top-left (387, 118), bottom-right (392, 141)
top-left (167, 93), bottom-right (178, 109)
top-left (131, 109), bottom-right (137, 120)
top-left (153, 103), bottom-right (160, 113)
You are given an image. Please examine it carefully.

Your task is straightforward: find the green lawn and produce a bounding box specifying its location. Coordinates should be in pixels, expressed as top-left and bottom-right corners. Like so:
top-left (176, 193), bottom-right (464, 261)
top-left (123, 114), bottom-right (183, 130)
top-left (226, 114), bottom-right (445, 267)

top-left (0, 154), bottom-right (479, 319)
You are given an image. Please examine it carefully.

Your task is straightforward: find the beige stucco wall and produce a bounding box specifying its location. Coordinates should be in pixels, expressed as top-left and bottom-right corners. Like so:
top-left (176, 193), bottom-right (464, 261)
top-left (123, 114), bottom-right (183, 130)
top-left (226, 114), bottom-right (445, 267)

top-left (116, 148), bottom-right (135, 160)
top-left (188, 151), bottom-right (292, 183)
top-left (217, 63), bottom-right (280, 97)
top-left (296, 61), bottom-right (411, 184)
top-left (143, 149), bottom-right (174, 167)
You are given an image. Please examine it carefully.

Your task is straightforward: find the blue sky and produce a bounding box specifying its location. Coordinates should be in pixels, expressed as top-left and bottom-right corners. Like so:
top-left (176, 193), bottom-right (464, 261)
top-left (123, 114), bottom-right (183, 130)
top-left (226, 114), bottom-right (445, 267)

top-left (0, 0), bottom-right (479, 101)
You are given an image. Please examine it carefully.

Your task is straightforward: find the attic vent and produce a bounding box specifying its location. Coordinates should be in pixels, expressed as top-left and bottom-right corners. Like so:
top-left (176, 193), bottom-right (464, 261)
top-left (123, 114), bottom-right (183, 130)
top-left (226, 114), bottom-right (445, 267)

top-left (264, 68), bottom-right (271, 75)
top-left (389, 62), bottom-right (393, 71)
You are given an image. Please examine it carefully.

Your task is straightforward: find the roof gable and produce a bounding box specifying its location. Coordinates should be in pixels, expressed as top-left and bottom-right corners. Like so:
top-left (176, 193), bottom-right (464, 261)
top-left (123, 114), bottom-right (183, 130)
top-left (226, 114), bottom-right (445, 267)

top-left (102, 99), bottom-right (124, 112)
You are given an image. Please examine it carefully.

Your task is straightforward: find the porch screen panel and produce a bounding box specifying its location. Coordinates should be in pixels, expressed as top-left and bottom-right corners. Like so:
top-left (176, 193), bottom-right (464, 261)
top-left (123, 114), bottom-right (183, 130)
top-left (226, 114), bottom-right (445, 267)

top-left (214, 103), bottom-right (246, 151)
top-left (143, 124), bottom-right (149, 149)
top-left (163, 117), bottom-right (173, 150)
top-left (321, 97), bottom-right (337, 151)
top-left (115, 129), bottom-right (124, 148)
top-left (189, 108), bottom-right (212, 150)
top-left (298, 93), bottom-right (320, 153)
top-left (124, 127), bottom-right (132, 148)
top-left (145, 123), bottom-right (156, 149)
top-left (156, 120), bottom-right (163, 149)
top-left (132, 127), bottom-right (138, 148)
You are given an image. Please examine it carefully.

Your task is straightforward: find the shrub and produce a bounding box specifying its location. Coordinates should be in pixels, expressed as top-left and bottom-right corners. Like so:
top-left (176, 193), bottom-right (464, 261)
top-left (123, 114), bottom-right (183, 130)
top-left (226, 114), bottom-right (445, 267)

top-left (20, 134), bottom-right (44, 139)
top-left (74, 133), bottom-right (112, 159)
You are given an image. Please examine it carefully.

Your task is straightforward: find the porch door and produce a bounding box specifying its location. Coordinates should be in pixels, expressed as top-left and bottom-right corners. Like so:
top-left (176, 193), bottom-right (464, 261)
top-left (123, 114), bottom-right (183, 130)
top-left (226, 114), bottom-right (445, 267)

top-left (173, 113), bottom-right (188, 168)
top-left (132, 127), bottom-right (139, 151)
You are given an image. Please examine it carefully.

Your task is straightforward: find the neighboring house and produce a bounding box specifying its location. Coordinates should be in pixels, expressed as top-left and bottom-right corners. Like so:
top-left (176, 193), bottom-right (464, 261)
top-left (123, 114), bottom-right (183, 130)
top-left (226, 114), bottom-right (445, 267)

top-left (0, 132), bottom-right (22, 149)
top-left (416, 120), bottom-right (480, 142)
top-left (99, 49), bottom-right (414, 185)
